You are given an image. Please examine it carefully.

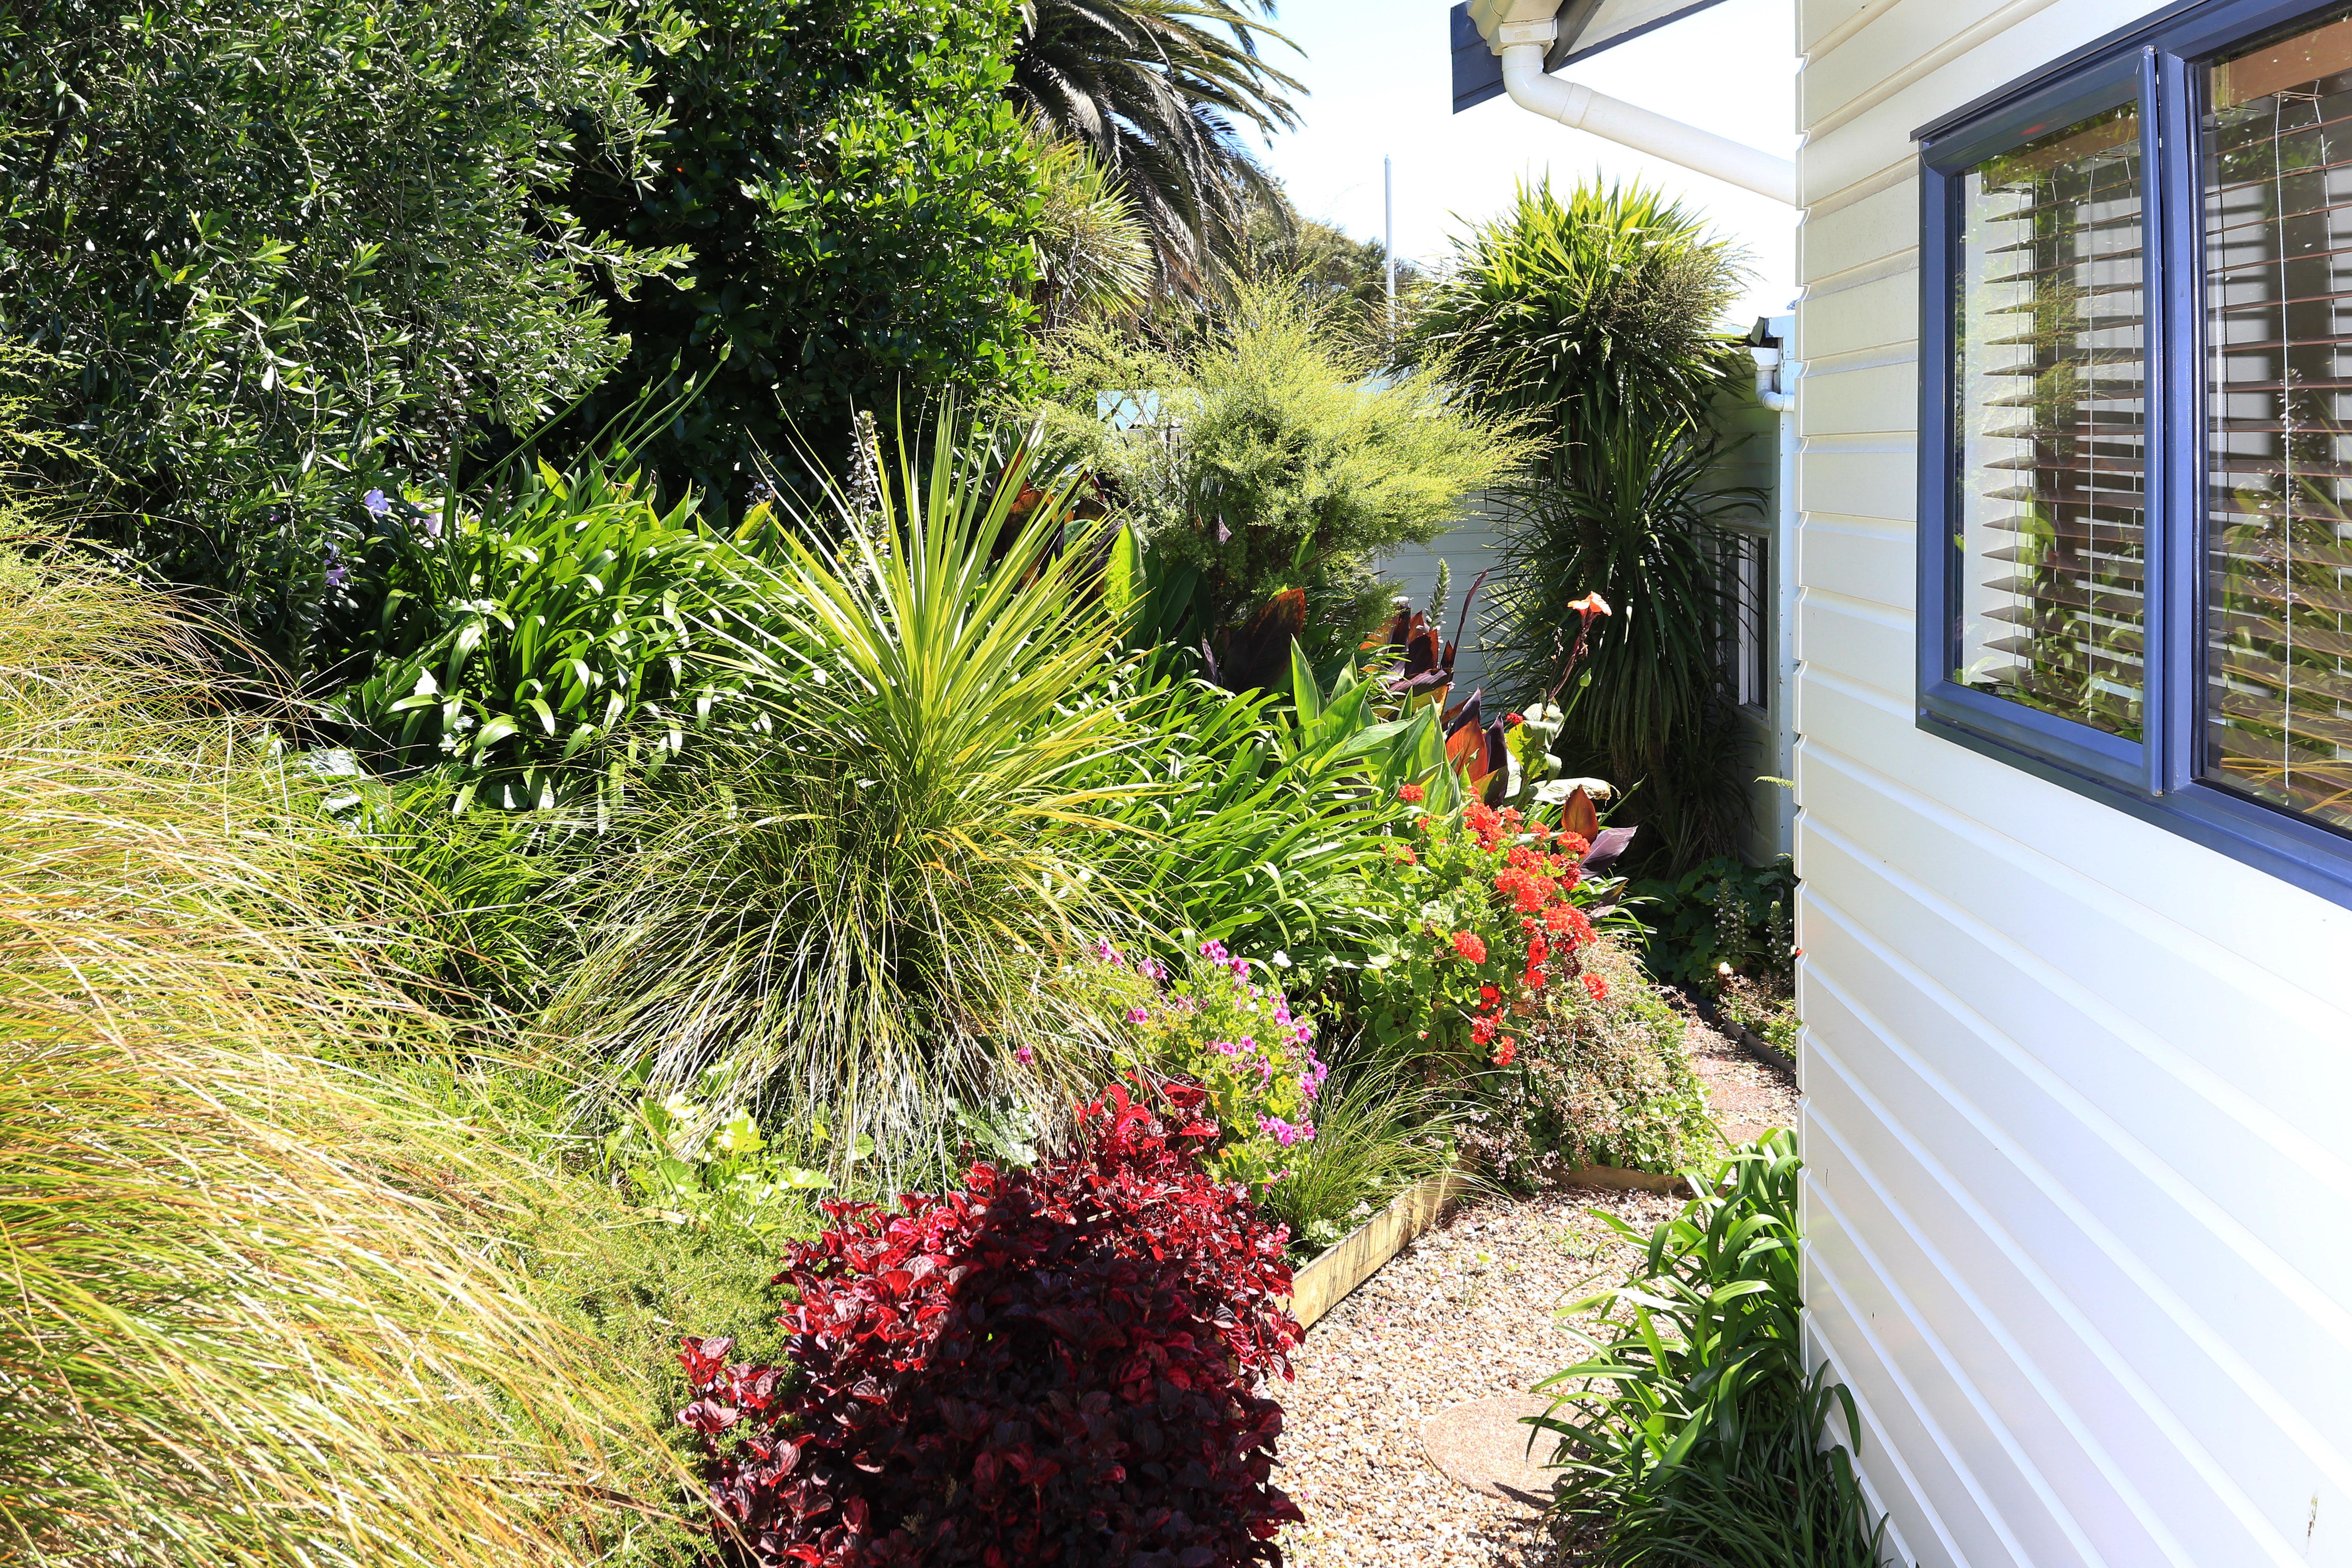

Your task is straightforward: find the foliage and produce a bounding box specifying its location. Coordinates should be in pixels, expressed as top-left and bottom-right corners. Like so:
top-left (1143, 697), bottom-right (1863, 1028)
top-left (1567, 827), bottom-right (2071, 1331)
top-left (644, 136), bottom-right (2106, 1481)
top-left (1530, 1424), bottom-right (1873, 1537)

top-left (1414, 178), bottom-right (1749, 439)
top-left (1531, 1134), bottom-right (1896, 1568)
top-left (543, 412), bottom-right (1136, 1188)
top-left (333, 452), bottom-right (788, 809)
top-left (602, 1063), bottom-right (835, 1240)
top-left (1631, 854), bottom-right (1797, 989)
top-left (0, 0), bottom-right (679, 673)
top-left (1262, 1060), bottom-right (1459, 1257)
top-left (337, 772), bottom-right (595, 1010)
top-left (676, 1078), bottom-right (1303, 1565)
top-left (1032, 129), bottom-right (1155, 331)
top-left (1460, 935), bottom-right (1710, 1182)
top-left (1047, 283), bottom-right (1535, 663)
top-left (1232, 195), bottom-right (1424, 342)
top-left (1092, 650), bottom-right (1439, 972)
top-left (1356, 797), bottom-right (1612, 1075)
top-left (1011, 0), bottom-right (1301, 287)
top-left (0, 548), bottom-right (683, 1565)
top-left (565, 0), bottom-right (1047, 512)
top-left (1491, 417), bottom-right (1755, 772)
top-left (1117, 937), bottom-right (1328, 1193)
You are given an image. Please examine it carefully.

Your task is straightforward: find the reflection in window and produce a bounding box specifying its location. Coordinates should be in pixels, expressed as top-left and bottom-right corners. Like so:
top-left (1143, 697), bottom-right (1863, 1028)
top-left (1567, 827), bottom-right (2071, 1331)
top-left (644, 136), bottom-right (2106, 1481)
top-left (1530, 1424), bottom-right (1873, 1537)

top-left (1953, 103), bottom-right (2147, 738)
top-left (2204, 10), bottom-right (2352, 832)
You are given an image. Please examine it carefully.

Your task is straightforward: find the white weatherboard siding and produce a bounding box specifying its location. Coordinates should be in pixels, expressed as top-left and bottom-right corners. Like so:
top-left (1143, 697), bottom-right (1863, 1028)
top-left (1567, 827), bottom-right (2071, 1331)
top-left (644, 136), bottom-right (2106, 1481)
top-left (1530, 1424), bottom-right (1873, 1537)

top-left (1792, 2), bottom-right (2352, 1566)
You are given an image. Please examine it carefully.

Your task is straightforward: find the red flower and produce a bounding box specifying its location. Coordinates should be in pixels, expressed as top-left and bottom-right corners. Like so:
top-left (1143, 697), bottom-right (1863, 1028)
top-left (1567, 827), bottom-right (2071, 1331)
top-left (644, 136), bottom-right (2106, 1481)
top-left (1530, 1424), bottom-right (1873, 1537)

top-left (1397, 783), bottom-right (1426, 803)
top-left (1478, 983), bottom-right (1500, 1007)
top-left (1471, 1015), bottom-right (1498, 1046)
top-left (1463, 801), bottom-right (1503, 850)
top-left (1583, 972), bottom-right (1610, 1003)
top-left (1504, 712), bottom-right (1523, 726)
top-left (1490, 1038), bottom-right (1517, 1067)
top-left (1448, 930), bottom-right (1488, 964)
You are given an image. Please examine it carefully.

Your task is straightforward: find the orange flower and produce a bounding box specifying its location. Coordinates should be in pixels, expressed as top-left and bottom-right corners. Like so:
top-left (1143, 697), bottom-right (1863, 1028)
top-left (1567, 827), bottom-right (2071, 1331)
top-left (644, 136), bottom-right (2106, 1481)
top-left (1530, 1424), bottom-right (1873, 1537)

top-left (1582, 972), bottom-right (1610, 1003)
top-left (1568, 591), bottom-right (1613, 620)
top-left (1397, 783), bottom-right (1425, 803)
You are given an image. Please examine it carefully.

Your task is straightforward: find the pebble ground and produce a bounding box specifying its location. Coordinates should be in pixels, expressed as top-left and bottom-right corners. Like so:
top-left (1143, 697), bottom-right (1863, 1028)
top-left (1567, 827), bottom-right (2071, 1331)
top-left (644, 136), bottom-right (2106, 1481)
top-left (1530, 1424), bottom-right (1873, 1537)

top-left (1274, 1017), bottom-right (1793, 1567)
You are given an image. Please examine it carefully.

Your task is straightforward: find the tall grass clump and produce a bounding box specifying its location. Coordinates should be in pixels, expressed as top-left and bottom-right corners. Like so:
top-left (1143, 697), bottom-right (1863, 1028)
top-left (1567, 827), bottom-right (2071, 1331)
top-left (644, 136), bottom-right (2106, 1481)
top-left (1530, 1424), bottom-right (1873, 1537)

top-left (1529, 1133), bottom-right (1898, 1567)
top-left (0, 548), bottom-right (682, 1566)
top-left (547, 411), bottom-right (1140, 1187)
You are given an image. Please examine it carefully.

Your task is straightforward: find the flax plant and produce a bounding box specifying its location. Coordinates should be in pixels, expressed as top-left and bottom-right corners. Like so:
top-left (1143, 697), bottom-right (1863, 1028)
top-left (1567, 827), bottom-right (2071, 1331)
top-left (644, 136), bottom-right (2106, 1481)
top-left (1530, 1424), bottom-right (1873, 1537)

top-left (0, 548), bottom-right (683, 1567)
top-left (548, 411), bottom-right (1142, 1188)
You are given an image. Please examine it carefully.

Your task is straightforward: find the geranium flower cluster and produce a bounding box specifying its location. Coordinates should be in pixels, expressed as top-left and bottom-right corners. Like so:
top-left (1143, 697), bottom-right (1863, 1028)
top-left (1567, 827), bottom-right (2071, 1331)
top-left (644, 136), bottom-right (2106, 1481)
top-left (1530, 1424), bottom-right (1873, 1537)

top-left (1359, 791), bottom-right (1609, 1072)
top-left (1096, 938), bottom-right (1325, 1192)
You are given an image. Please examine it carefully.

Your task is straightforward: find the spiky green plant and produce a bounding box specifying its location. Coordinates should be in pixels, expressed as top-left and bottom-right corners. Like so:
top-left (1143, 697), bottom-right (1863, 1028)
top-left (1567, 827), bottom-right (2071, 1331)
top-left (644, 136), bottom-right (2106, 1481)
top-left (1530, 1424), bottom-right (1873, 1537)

top-left (1415, 178), bottom-right (1750, 439)
top-left (545, 412), bottom-right (1141, 1188)
top-left (1032, 127), bottom-right (1155, 329)
top-left (1529, 1133), bottom-right (1897, 1568)
top-left (0, 548), bottom-right (685, 1567)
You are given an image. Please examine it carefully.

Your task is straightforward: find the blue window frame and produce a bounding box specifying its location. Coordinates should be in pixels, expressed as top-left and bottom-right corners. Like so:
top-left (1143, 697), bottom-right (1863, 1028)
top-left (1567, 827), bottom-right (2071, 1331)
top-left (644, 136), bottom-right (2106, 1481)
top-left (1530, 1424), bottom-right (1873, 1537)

top-left (1917, 0), bottom-right (2352, 910)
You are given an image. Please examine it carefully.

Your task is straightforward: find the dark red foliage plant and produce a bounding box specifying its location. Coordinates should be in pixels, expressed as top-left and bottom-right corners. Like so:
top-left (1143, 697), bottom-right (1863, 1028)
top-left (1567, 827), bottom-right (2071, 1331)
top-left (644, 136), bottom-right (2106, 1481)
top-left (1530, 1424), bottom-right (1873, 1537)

top-left (676, 1077), bottom-right (1306, 1567)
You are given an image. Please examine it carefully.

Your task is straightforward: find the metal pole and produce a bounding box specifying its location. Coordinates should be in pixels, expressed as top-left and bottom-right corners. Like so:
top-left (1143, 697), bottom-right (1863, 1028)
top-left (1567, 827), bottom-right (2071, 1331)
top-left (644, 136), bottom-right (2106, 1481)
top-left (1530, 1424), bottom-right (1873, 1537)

top-left (1384, 156), bottom-right (1397, 340)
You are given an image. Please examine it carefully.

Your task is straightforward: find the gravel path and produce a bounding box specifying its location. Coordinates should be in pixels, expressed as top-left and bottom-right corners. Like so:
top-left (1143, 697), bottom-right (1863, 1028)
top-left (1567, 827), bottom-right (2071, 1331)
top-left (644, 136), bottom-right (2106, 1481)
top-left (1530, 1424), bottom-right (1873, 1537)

top-left (1275, 1017), bottom-right (1795, 1567)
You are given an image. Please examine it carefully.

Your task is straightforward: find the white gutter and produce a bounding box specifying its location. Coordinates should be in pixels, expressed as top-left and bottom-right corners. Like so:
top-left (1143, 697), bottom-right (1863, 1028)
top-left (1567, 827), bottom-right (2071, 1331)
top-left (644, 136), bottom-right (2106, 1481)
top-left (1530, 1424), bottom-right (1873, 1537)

top-left (1491, 17), bottom-right (1796, 206)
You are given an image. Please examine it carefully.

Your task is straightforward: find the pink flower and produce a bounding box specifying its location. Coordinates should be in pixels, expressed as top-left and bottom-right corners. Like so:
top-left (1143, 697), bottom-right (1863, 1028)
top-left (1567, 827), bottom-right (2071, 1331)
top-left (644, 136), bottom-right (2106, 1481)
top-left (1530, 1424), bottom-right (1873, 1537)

top-left (1092, 937), bottom-right (1124, 967)
top-left (1200, 939), bottom-right (1230, 964)
top-left (1125, 1006), bottom-right (1150, 1025)
top-left (1014, 1045), bottom-right (1035, 1065)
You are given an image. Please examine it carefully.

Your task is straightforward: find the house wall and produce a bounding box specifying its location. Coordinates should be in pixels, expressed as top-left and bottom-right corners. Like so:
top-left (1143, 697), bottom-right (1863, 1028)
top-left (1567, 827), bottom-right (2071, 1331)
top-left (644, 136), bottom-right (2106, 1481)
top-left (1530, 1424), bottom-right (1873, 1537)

top-left (1793, 4), bottom-right (2352, 1567)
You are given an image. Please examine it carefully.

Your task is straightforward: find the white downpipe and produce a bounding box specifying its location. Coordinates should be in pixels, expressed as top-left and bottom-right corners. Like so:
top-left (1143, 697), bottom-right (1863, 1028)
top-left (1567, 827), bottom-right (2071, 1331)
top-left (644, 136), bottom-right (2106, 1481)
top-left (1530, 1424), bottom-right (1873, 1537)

top-left (1748, 342), bottom-right (1799, 857)
top-left (1498, 41), bottom-right (1797, 207)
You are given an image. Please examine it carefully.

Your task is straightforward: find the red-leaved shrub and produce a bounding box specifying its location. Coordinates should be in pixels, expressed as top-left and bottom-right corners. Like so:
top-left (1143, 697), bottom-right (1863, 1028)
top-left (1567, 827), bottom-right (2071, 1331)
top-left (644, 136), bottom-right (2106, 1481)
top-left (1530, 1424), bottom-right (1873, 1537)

top-left (677, 1078), bottom-right (1305, 1566)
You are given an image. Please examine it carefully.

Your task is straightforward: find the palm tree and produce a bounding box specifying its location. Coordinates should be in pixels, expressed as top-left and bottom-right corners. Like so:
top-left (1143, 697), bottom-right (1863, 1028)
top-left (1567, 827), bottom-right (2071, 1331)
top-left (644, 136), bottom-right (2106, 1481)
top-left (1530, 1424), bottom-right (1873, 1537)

top-left (1011, 0), bottom-right (1304, 289)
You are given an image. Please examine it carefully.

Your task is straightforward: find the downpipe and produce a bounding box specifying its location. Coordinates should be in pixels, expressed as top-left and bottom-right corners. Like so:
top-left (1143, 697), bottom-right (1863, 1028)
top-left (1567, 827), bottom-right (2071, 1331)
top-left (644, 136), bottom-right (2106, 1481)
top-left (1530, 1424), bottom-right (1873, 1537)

top-left (1497, 36), bottom-right (1797, 207)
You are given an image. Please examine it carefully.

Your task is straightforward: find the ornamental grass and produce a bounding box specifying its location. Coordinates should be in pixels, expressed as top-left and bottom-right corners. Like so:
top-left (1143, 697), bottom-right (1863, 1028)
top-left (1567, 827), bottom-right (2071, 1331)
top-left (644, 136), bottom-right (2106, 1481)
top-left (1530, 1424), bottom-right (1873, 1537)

top-left (0, 545), bottom-right (683, 1566)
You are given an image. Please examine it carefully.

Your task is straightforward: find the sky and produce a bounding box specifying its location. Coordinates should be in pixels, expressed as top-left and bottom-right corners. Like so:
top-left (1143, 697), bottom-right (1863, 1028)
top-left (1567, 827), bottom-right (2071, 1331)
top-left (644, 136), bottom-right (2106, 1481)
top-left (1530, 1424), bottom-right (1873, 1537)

top-left (1253, 0), bottom-right (1801, 328)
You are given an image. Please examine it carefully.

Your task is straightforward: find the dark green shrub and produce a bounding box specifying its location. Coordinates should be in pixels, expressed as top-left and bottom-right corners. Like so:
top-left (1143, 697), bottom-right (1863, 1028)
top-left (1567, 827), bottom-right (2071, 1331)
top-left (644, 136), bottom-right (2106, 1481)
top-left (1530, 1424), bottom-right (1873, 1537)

top-left (1630, 853), bottom-right (1797, 989)
top-left (0, 0), bottom-right (677, 674)
top-left (564, 0), bottom-right (1050, 512)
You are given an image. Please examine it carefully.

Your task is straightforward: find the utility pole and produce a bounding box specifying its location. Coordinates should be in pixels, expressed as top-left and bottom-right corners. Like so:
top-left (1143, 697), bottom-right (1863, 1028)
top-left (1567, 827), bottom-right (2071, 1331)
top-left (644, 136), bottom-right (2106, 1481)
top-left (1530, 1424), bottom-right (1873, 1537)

top-left (1383, 156), bottom-right (1397, 343)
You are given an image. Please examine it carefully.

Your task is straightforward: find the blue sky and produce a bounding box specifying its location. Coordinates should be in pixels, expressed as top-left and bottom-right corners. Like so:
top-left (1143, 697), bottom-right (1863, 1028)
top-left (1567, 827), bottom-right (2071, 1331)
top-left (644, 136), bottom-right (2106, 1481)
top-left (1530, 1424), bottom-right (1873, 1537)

top-left (1253, 0), bottom-right (1799, 326)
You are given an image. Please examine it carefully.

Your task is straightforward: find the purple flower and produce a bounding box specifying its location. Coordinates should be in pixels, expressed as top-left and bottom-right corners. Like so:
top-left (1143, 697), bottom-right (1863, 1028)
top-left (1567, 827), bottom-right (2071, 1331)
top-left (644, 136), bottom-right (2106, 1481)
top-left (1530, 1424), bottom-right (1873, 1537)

top-left (421, 510), bottom-right (443, 539)
top-left (363, 488), bottom-right (391, 517)
top-left (324, 563), bottom-right (349, 588)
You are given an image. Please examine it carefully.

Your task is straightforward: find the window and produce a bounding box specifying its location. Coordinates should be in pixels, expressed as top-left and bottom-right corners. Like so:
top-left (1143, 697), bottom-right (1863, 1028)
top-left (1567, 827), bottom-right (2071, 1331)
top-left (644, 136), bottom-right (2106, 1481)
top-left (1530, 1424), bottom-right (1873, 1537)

top-left (1918, 0), bottom-right (2352, 906)
top-left (1725, 530), bottom-right (1770, 714)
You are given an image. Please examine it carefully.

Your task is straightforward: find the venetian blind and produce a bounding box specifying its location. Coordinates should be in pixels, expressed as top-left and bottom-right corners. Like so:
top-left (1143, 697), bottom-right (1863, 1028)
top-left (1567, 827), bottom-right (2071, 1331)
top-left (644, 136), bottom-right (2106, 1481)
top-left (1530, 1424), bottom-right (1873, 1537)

top-left (1952, 104), bottom-right (2148, 740)
top-left (2202, 9), bottom-right (2352, 833)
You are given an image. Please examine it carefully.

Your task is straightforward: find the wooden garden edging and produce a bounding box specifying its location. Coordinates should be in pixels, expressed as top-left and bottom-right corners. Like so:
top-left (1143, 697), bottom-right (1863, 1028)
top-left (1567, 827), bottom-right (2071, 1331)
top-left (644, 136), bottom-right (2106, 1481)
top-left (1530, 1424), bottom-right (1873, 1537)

top-left (1288, 1162), bottom-right (1690, 1330)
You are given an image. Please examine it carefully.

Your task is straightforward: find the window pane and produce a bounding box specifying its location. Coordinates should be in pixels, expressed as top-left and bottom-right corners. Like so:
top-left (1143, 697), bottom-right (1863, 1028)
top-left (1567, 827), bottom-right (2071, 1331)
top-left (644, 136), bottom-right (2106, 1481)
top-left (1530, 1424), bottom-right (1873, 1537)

top-left (2203, 10), bottom-right (2352, 833)
top-left (1953, 103), bottom-right (2147, 738)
